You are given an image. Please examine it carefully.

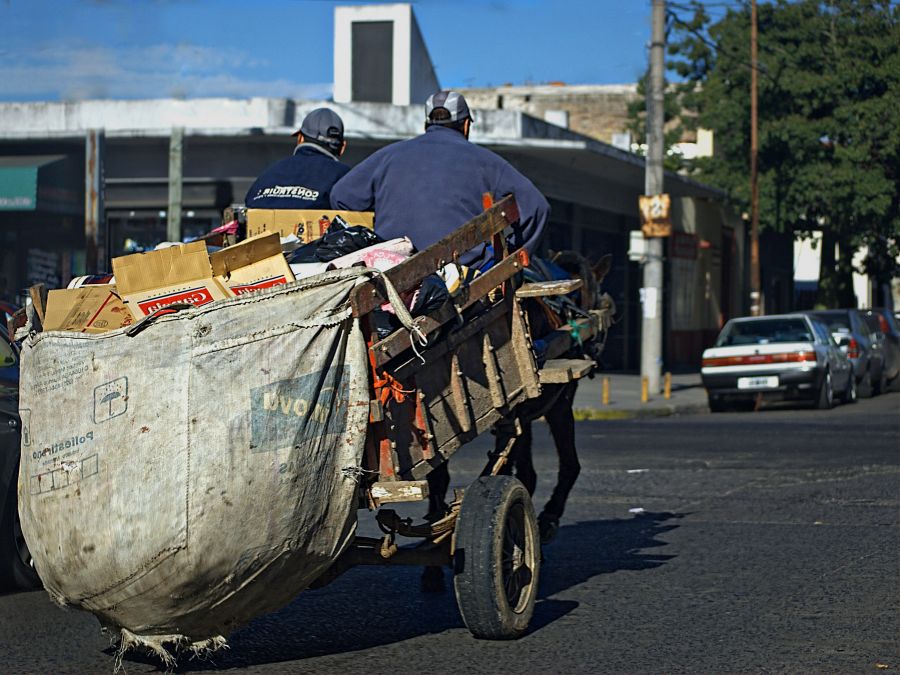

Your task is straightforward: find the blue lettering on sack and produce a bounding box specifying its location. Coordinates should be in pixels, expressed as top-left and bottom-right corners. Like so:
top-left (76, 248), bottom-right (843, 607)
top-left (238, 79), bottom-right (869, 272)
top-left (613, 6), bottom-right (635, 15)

top-left (250, 367), bottom-right (349, 453)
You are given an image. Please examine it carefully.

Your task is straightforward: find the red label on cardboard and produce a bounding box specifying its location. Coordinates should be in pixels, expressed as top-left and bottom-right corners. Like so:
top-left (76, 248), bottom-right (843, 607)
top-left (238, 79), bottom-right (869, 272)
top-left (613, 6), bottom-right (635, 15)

top-left (137, 286), bottom-right (216, 315)
top-left (230, 276), bottom-right (288, 295)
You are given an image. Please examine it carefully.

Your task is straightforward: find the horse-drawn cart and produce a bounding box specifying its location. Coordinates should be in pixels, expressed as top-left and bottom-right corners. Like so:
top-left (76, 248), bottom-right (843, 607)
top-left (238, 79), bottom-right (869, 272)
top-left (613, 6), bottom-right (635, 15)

top-left (16, 195), bottom-right (611, 656)
top-left (313, 194), bottom-right (610, 639)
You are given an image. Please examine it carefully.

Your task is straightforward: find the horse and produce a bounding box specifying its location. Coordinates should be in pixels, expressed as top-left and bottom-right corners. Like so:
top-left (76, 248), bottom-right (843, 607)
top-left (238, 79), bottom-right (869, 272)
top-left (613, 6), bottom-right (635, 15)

top-left (483, 251), bottom-right (614, 541)
top-left (422, 251), bottom-right (614, 590)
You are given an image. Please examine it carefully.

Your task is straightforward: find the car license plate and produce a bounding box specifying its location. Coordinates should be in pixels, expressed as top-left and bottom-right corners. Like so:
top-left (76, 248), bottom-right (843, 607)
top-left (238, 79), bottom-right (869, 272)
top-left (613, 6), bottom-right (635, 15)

top-left (737, 376), bottom-right (778, 390)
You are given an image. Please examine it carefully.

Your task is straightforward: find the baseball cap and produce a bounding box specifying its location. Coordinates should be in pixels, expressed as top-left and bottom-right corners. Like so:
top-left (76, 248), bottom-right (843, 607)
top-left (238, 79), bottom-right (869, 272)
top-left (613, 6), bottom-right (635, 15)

top-left (293, 108), bottom-right (344, 148)
top-left (425, 91), bottom-right (473, 124)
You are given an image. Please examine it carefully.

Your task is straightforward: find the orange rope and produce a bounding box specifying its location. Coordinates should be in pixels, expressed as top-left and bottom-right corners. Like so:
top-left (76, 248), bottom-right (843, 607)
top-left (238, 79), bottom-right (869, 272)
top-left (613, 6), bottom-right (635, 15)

top-left (373, 371), bottom-right (415, 405)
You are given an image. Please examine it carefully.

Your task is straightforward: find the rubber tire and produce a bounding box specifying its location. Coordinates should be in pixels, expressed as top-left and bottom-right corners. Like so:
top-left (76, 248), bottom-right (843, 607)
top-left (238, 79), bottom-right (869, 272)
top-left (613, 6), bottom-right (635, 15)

top-left (858, 369), bottom-right (874, 399)
top-left (815, 369), bottom-right (834, 410)
top-left (708, 395), bottom-right (727, 413)
top-left (453, 476), bottom-right (540, 640)
top-left (840, 369), bottom-right (857, 405)
top-left (873, 370), bottom-right (887, 396)
top-left (0, 462), bottom-right (41, 592)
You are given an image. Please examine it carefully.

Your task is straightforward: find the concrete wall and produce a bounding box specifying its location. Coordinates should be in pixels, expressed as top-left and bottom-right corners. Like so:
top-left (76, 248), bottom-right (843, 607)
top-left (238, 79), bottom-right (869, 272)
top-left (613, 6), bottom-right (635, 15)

top-left (461, 84), bottom-right (640, 144)
top-left (333, 4), bottom-right (439, 107)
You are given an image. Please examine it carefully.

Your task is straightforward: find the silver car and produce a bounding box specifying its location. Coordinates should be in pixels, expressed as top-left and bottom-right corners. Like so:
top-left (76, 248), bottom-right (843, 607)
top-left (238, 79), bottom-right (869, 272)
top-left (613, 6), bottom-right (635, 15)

top-left (702, 314), bottom-right (854, 411)
top-left (806, 310), bottom-right (886, 397)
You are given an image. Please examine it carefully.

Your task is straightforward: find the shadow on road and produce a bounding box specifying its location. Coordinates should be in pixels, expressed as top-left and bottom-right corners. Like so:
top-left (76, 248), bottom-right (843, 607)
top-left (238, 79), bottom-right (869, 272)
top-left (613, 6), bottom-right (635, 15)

top-left (539, 511), bottom-right (684, 599)
top-left (117, 511), bottom-right (684, 672)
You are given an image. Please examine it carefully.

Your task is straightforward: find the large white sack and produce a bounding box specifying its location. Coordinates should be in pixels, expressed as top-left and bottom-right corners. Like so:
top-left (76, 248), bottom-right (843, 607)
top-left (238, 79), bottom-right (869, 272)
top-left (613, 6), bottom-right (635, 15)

top-left (17, 268), bottom-right (371, 650)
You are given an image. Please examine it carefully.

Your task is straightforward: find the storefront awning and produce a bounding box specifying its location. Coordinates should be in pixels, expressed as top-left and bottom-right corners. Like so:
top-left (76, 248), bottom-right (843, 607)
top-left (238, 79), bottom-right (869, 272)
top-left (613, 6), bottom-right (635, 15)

top-left (0, 155), bottom-right (81, 214)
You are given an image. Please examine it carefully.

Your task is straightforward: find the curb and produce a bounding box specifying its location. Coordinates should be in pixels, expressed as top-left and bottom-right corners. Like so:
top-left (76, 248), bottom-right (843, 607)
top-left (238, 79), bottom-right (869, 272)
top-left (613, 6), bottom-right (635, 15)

top-left (573, 401), bottom-right (710, 421)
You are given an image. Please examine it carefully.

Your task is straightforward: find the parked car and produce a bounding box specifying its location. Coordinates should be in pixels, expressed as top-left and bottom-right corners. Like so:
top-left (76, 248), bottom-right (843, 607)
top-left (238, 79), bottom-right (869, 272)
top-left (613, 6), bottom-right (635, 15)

top-left (702, 313), bottom-right (854, 412)
top-left (861, 309), bottom-right (900, 389)
top-left (806, 309), bottom-right (886, 397)
top-left (0, 325), bottom-right (40, 591)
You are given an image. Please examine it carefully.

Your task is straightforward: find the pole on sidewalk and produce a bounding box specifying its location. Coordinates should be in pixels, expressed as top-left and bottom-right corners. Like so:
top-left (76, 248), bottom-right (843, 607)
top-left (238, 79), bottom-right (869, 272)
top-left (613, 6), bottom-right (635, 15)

top-left (749, 0), bottom-right (761, 316)
top-left (641, 0), bottom-right (666, 394)
top-left (167, 127), bottom-right (184, 243)
top-left (84, 129), bottom-right (105, 274)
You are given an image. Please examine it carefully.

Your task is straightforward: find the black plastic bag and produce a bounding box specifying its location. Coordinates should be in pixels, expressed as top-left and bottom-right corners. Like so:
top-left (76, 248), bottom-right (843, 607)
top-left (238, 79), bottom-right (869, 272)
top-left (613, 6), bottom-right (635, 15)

top-left (286, 225), bottom-right (384, 264)
top-left (411, 274), bottom-right (449, 317)
top-left (315, 226), bottom-right (384, 262)
top-left (287, 241), bottom-right (321, 264)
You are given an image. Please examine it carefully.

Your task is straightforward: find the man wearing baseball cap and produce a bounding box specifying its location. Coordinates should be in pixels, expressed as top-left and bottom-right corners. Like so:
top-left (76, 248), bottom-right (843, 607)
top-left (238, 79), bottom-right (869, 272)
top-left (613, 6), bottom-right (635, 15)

top-left (245, 108), bottom-right (349, 210)
top-left (329, 90), bottom-right (548, 269)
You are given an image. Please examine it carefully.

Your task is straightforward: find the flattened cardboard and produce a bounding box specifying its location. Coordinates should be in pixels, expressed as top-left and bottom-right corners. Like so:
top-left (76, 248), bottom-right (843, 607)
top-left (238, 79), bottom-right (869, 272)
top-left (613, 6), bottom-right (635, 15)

top-left (210, 233), bottom-right (296, 297)
top-left (43, 285), bottom-right (134, 334)
top-left (247, 209), bottom-right (374, 241)
top-left (112, 241), bottom-right (229, 320)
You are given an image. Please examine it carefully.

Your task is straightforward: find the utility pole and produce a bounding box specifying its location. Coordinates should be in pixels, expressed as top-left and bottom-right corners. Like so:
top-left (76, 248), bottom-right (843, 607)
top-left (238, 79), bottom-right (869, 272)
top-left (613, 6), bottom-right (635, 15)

top-left (641, 0), bottom-right (666, 394)
top-left (167, 127), bottom-right (184, 243)
top-left (749, 0), bottom-right (761, 315)
top-left (84, 129), bottom-right (105, 274)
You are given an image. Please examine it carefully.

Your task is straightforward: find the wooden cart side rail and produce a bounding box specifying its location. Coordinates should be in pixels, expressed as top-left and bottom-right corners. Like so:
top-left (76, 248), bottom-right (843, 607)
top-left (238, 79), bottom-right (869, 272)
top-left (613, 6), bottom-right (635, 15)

top-left (349, 195), bottom-right (520, 318)
top-left (370, 248), bottom-right (529, 368)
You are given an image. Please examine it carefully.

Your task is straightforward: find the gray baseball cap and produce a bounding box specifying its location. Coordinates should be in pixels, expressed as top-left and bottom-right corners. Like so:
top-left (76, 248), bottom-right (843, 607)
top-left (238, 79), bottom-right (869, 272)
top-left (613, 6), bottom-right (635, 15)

top-left (425, 91), bottom-right (473, 124)
top-left (293, 108), bottom-right (344, 148)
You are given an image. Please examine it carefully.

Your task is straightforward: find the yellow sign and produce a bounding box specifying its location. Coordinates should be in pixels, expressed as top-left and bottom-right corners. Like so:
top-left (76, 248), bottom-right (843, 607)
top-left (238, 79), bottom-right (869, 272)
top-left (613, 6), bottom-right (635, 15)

top-left (639, 194), bottom-right (672, 237)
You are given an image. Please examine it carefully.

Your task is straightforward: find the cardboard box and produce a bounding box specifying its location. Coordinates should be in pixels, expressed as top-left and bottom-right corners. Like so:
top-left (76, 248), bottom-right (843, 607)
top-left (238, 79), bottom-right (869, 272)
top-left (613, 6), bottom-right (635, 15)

top-left (246, 209), bottom-right (375, 241)
top-left (43, 285), bottom-right (134, 334)
top-left (112, 241), bottom-right (230, 320)
top-left (210, 233), bottom-right (296, 296)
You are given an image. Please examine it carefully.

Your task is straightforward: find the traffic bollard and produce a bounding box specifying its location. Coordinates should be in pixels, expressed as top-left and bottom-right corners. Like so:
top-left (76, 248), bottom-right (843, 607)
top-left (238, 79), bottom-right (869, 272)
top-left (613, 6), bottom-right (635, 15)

top-left (602, 376), bottom-right (610, 405)
top-left (664, 371), bottom-right (672, 400)
top-left (641, 376), bottom-right (649, 403)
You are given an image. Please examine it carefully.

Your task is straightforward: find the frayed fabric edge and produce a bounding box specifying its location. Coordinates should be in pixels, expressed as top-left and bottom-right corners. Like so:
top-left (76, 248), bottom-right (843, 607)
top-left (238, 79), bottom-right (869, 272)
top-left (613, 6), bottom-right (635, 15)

top-left (113, 628), bottom-right (228, 672)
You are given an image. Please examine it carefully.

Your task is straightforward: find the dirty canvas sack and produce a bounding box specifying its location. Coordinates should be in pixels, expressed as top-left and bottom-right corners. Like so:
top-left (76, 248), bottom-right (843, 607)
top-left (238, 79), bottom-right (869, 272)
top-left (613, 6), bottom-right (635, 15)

top-left (17, 267), bottom-right (372, 657)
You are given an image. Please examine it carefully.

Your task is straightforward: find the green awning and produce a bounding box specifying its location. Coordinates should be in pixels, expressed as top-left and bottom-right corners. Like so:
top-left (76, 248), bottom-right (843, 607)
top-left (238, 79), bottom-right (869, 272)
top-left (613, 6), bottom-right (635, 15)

top-left (0, 155), bottom-right (79, 213)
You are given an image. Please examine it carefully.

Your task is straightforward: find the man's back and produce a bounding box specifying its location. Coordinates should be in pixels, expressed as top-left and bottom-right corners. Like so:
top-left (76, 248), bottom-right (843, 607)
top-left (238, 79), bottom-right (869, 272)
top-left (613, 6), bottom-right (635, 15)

top-left (245, 145), bottom-right (349, 211)
top-left (330, 125), bottom-right (548, 267)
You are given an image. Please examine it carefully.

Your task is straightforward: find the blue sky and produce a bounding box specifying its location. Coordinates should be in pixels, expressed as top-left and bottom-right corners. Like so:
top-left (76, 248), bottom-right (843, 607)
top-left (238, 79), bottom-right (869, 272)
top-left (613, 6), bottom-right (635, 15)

top-left (0, 0), bottom-right (709, 102)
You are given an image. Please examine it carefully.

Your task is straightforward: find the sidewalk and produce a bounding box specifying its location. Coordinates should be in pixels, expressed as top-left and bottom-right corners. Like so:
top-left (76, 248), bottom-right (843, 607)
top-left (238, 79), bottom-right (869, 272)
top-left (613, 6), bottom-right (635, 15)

top-left (571, 371), bottom-right (709, 420)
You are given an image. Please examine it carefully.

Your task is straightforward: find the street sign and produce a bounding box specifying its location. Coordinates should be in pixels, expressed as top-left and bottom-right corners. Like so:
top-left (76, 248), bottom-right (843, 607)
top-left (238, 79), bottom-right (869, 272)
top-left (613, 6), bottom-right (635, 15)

top-left (639, 193), bottom-right (672, 238)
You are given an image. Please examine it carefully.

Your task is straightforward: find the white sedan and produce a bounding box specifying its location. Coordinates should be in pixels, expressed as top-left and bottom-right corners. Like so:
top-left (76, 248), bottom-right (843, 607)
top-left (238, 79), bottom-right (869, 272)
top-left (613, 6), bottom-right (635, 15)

top-left (702, 314), bottom-right (854, 411)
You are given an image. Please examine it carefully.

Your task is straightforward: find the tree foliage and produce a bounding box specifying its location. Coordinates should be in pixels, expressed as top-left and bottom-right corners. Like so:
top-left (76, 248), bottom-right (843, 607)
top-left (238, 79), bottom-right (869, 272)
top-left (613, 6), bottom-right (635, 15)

top-left (657, 0), bottom-right (900, 305)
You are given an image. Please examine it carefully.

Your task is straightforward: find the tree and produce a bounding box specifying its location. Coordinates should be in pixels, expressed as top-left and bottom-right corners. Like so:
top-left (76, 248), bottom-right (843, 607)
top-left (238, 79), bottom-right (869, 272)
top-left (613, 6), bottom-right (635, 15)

top-left (658, 0), bottom-right (900, 307)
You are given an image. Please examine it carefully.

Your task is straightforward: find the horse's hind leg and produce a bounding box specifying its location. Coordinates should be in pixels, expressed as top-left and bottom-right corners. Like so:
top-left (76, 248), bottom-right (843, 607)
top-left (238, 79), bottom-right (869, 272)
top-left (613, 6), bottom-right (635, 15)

top-left (540, 384), bottom-right (580, 542)
top-left (422, 462), bottom-right (451, 593)
top-left (512, 422), bottom-right (537, 495)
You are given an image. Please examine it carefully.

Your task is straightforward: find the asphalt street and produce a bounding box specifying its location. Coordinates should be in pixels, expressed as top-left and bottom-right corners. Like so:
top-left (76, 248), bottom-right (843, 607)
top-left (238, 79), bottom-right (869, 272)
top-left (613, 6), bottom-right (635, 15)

top-left (1, 392), bottom-right (898, 674)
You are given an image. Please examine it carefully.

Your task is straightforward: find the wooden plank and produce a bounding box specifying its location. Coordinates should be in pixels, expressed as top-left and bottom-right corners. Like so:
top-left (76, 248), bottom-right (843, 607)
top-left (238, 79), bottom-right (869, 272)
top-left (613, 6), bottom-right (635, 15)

top-left (539, 358), bottom-right (595, 384)
top-left (370, 248), bottom-right (529, 368)
top-left (350, 195), bottom-right (520, 317)
top-left (370, 480), bottom-right (429, 504)
top-left (28, 284), bottom-right (48, 324)
top-left (515, 279), bottom-right (583, 298)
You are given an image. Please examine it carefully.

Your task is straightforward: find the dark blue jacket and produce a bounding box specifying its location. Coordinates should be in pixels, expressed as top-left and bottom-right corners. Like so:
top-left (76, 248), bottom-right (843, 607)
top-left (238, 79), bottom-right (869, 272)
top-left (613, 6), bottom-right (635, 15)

top-left (329, 126), bottom-right (549, 268)
top-left (245, 144), bottom-right (349, 210)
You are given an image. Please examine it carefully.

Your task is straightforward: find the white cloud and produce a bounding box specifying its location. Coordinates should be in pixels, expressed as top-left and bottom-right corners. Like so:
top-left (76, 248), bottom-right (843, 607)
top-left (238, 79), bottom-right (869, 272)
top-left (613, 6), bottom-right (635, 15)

top-left (0, 42), bottom-right (332, 101)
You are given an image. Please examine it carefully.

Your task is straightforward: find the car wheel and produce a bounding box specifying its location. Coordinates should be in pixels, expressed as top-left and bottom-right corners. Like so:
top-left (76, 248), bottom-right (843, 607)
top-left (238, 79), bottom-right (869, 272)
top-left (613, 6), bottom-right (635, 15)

top-left (815, 370), bottom-right (834, 410)
top-left (858, 369), bottom-right (874, 399)
top-left (0, 470), bottom-right (41, 591)
top-left (707, 394), bottom-right (727, 413)
top-left (873, 370), bottom-right (887, 396)
top-left (840, 369), bottom-right (857, 405)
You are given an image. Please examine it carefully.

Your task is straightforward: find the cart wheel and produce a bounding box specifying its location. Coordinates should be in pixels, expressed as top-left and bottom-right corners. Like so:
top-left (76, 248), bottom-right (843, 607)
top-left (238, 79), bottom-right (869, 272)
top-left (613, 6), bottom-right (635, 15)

top-left (453, 476), bottom-right (540, 640)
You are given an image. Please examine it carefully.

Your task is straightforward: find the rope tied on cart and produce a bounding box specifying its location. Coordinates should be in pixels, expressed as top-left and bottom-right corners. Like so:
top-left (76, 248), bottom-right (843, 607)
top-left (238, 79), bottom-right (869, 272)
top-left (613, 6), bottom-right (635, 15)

top-left (567, 319), bottom-right (584, 347)
top-left (373, 371), bottom-right (416, 405)
top-left (365, 266), bottom-right (429, 363)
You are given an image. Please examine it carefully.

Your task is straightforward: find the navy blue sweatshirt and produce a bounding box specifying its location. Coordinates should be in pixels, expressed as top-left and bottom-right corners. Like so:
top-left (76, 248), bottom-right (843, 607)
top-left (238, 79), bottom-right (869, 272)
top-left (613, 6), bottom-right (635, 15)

top-left (245, 144), bottom-right (349, 210)
top-left (329, 125), bottom-right (549, 268)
